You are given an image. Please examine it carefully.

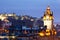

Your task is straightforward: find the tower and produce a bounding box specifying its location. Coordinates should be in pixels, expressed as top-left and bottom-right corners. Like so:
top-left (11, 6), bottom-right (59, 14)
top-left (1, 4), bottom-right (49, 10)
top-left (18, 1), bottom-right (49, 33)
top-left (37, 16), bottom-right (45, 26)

top-left (43, 6), bottom-right (54, 30)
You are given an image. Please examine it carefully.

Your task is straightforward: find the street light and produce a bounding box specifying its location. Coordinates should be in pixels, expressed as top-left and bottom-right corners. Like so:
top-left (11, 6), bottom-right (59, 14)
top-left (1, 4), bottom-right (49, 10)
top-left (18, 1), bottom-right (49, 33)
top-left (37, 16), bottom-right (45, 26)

top-left (52, 29), bottom-right (57, 35)
top-left (39, 32), bottom-right (45, 37)
top-left (45, 29), bottom-right (51, 36)
top-left (39, 30), bottom-right (45, 37)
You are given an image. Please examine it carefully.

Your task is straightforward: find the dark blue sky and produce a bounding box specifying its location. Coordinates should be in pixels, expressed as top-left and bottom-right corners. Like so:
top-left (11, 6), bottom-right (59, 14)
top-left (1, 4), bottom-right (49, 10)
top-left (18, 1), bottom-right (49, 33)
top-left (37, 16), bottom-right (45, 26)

top-left (0, 0), bottom-right (60, 22)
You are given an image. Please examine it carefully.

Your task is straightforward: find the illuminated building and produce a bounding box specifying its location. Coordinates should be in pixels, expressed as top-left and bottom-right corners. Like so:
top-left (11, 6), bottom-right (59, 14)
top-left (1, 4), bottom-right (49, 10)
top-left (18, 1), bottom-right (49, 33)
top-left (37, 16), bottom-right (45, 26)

top-left (0, 16), bottom-right (7, 21)
top-left (0, 13), bottom-right (16, 17)
top-left (43, 6), bottom-right (54, 30)
top-left (0, 13), bottom-right (16, 21)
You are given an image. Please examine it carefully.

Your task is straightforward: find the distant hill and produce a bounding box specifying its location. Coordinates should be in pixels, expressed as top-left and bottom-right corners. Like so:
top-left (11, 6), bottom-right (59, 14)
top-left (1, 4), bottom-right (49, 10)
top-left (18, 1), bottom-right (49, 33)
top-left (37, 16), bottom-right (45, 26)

top-left (54, 22), bottom-right (60, 24)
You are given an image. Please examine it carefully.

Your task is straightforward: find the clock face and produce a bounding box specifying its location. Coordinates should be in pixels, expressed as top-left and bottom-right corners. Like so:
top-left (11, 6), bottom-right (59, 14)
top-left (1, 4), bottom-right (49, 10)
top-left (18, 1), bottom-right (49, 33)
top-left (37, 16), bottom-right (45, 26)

top-left (46, 15), bottom-right (49, 19)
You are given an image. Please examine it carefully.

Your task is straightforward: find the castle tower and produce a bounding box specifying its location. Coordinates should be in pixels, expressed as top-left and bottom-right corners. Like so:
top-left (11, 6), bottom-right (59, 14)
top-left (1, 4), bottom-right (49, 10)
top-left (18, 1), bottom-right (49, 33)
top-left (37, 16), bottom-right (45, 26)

top-left (43, 6), bottom-right (54, 30)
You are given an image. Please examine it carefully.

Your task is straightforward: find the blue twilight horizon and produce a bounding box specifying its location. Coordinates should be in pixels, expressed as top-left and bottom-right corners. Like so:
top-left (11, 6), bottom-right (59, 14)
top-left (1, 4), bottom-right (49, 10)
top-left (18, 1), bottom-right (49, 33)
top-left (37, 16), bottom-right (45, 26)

top-left (0, 0), bottom-right (60, 22)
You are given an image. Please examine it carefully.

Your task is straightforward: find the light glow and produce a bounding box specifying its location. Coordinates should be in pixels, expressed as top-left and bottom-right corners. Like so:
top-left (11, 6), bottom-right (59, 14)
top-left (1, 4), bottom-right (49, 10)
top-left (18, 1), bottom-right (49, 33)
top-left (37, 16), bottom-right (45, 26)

top-left (39, 32), bottom-right (45, 36)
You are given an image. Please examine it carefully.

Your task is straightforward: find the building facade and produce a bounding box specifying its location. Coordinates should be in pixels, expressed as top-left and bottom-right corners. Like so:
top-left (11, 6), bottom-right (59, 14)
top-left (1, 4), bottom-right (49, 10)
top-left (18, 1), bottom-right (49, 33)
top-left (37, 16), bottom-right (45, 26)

top-left (0, 13), bottom-right (16, 21)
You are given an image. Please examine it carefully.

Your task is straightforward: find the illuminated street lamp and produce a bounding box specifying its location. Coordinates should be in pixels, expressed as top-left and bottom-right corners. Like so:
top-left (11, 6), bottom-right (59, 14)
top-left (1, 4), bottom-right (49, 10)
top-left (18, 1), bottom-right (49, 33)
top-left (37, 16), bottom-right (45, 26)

top-left (45, 29), bottom-right (51, 36)
top-left (39, 31), bottom-right (45, 37)
top-left (39, 32), bottom-right (45, 37)
top-left (45, 29), bottom-right (50, 36)
top-left (4, 29), bottom-right (9, 33)
top-left (52, 29), bottom-right (57, 35)
top-left (45, 32), bottom-right (50, 36)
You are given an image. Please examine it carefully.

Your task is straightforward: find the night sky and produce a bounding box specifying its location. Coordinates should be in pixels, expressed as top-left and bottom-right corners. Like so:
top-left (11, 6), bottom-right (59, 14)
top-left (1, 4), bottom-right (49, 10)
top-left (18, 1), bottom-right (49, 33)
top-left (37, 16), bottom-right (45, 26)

top-left (0, 0), bottom-right (60, 22)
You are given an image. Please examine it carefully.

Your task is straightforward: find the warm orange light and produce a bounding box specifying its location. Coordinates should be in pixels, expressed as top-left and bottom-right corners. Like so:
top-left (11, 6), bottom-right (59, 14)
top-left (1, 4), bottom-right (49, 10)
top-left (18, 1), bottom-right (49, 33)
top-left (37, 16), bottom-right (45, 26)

top-left (39, 32), bottom-right (45, 37)
top-left (46, 29), bottom-right (51, 36)
top-left (46, 29), bottom-right (50, 32)
top-left (52, 29), bottom-right (57, 35)
top-left (5, 30), bottom-right (9, 33)
top-left (54, 31), bottom-right (57, 35)
top-left (46, 32), bottom-right (50, 36)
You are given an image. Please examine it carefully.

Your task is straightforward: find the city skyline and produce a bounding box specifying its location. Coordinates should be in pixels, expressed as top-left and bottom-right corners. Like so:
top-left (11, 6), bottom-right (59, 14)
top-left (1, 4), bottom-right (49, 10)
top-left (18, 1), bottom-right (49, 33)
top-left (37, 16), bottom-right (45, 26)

top-left (0, 0), bottom-right (60, 22)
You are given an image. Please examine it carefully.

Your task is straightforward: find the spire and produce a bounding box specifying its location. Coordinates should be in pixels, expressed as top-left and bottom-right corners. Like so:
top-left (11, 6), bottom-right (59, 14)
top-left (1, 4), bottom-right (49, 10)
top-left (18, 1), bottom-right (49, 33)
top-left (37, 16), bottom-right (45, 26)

top-left (45, 6), bottom-right (51, 14)
top-left (47, 6), bottom-right (50, 10)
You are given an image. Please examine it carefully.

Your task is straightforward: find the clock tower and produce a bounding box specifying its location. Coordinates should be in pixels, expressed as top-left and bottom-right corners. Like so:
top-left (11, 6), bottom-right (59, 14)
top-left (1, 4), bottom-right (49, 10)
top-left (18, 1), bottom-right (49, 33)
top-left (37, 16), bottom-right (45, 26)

top-left (43, 6), bottom-right (54, 30)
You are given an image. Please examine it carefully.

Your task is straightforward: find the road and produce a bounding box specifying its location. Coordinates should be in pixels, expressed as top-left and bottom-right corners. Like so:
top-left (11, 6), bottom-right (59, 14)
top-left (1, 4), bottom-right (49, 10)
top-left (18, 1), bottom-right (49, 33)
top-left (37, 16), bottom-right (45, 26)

top-left (0, 35), bottom-right (60, 40)
top-left (16, 35), bottom-right (60, 40)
